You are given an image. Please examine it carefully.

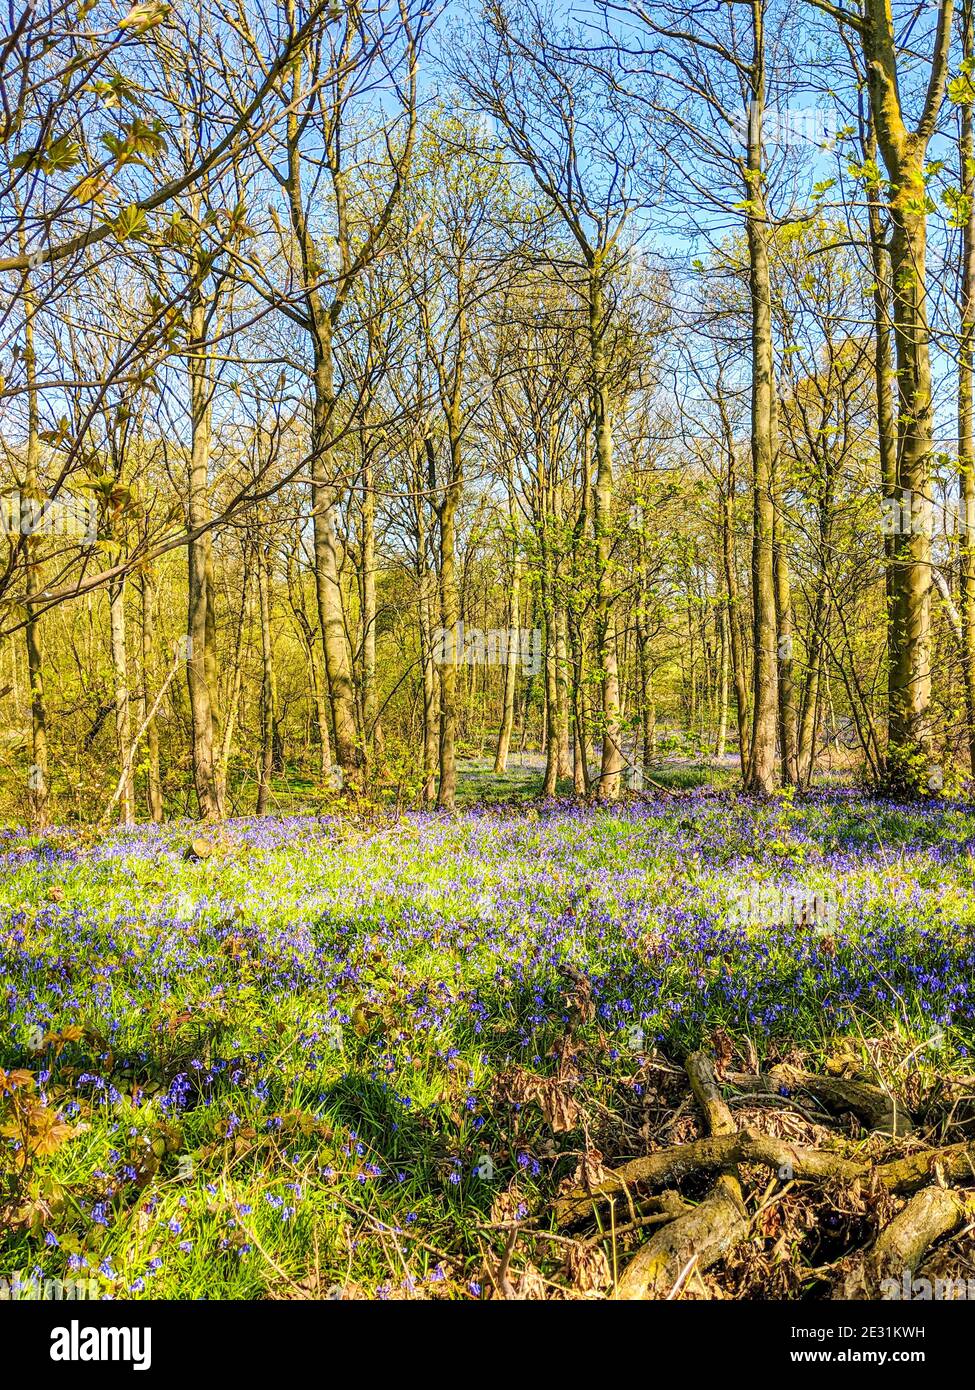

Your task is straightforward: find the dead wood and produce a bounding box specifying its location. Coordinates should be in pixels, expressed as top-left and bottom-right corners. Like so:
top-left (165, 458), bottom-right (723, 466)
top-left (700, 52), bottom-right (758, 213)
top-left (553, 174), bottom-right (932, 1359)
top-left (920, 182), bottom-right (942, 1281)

top-left (770, 1064), bottom-right (913, 1137)
top-left (832, 1187), bottom-right (966, 1299)
top-left (615, 1050), bottom-right (749, 1298)
top-left (615, 1183), bottom-right (747, 1299)
top-left (726, 1066), bottom-right (912, 1136)
top-left (553, 1052), bottom-right (973, 1300)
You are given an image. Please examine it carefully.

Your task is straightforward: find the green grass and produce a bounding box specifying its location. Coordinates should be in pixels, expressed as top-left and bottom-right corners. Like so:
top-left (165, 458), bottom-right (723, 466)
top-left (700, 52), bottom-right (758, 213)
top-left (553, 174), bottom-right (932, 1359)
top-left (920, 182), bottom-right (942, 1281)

top-left (1, 790), bottom-right (974, 1300)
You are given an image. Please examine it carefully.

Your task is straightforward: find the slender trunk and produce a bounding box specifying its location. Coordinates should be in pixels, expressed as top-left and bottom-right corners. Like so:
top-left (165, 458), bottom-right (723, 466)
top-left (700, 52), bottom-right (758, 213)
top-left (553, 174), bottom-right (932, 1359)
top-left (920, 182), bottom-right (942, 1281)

top-left (361, 453), bottom-right (379, 777)
top-left (140, 572), bottom-right (163, 822)
top-left (798, 497), bottom-right (832, 787)
top-left (797, 591), bottom-right (827, 788)
top-left (743, 4), bottom-right (779, 795)
top-left (416, 465), bottom-right (439, 805)
top-left (542, 555), bottom-right (559, 796)
top-left (715, 604), bottom-right (729, 760)
top-left (635, 517), bottom-right (657, 774)
top-left (773, 477), bottom-right (797, 783)
top-left (311, 407), bottom-right (359, 781)
top-left (256, 539), bottom-right (276, 814)
top-left (494, 549), bottom-right (521, 773)
top-left (310, 640), bottom-right (332, 780)
top-left (284, 61), bottom-right (360, 788)
top-left (436, 431), bottom-right (462, 809)
top-left (109, 576), bottom-right (134, 825)
top-left (556, 602), bottom-right (572, 779)
top-left (21, 267), bottom-right (49, 829)
top-left (721, 465), bottom-right (750, 770)
top-left (218, 551), bottom-right (250, 801)
top-left (186, 234), bottom-right (222, 820)
top-left (591, 268), bottom-right (623, 799)
top-left (570, 429), bottom-right (592, 795)
top-left (569, 606), bottom-right (591, 795)
top-left (959, 0), bottom-right (975, 773)
top-left (419, 576), bottom-right (439, 805)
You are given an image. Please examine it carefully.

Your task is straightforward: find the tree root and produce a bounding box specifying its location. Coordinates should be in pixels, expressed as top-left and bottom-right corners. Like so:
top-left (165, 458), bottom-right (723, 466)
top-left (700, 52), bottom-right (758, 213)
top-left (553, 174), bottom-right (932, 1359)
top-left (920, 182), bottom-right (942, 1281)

top-left (770, 1064), bottom-right (913, 1137)
top-left (554, 1135), bottom-right (741, 1227)
top-left (871, 1140), bottom-right (975, 1191)
top-left (553, 1051), bottom-right (975, 1300)
top-left (557, 1131), bottom-right (975, 1225)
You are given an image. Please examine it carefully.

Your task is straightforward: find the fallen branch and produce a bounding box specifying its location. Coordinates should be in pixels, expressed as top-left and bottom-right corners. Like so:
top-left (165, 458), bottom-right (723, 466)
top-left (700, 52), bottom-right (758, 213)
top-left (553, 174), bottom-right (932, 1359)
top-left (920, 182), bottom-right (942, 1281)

top-left (615, 1051), bottom-right (749, 1299)
top-left (556, 1131), bottom-right (975, 1227)
top-left (726, 1066), bottom-right (912, 1136)
top-left (832, 1186), bottom-right (967, 1300)
top-left (615, 1183), bottom-right (747, 1300)
top-left (873, 1140), bottom-right (975, 1191)
top-left (555, 1136), bottom-right (741, 1227)
top-left (770, 1064), bottom-right (913, 1137)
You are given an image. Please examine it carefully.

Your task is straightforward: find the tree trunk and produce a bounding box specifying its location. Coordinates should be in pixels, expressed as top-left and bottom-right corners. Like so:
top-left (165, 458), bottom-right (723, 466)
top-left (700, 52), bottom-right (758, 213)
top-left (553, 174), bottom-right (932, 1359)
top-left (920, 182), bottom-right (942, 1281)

top-left (542, 556), bottom-right (559, 796)
top-left (797, 580), bottom-right (828, 787)
top-left (283, 65), bottom-right (361, 790)
top-left (858, 0), bottom-right (952, 789)
top-left (773, 478), bottom-right (797, 784)
top-left (311, 430), bottom-right (360, 783)
top-left (140, 571), bottom-right (163, 823)
top-left (186, 239), bottom-right (222, 820)
top-left (217, 548), bottom-right (250, 805)
top-left (21, 269), bottom-right (49, 829)
top-left (959, 0), bottom-right (975, 773)
top-left (864, 116), bottom-right (899, 748)
top-left (361, 452), bottom-right (379, 779)
top-left (256, 538), bottom-right (276, 815)
top-left (556, 602), bottom-right (572, 779)
top-left (416, 472), bottom-right (439, 807)
top-left (719, 397), bottom-right (751, 771)
top-left (590, 268), bottom-right (624, 800)
top-left (108, 575), bottom-right (134, 825)
top-left (743, 3), bottom-right (779, 795)
top-left (436, 430), bottom-right (463, 809)
top-left (715, 604), bottom-right (729, 760)
top-left (494, 548), bottom-right (521, 774)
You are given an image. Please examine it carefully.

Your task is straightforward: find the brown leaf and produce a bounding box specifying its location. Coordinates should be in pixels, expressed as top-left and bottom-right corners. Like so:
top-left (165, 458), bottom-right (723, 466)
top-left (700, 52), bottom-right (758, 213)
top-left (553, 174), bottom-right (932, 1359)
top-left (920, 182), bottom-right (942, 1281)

top-left (711, 1027), bottom-right (734, 1079)
top-left (490, 1184), bottom-right (525, 1226)
top-left (538, 1079), bottom-right (582, 1134)
top-left (564, 1243), bottom-right (611, 1294)
top-left (514, 1263), bottom-right (547, 1300)
top-left (571, 1149), bottom-right (608, 1189)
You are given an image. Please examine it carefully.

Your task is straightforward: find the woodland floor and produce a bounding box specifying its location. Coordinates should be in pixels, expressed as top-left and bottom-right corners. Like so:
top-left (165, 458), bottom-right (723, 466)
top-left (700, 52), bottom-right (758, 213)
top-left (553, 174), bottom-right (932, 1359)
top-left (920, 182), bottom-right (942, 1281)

top-left (2, 776), bottom-right (975, 1299)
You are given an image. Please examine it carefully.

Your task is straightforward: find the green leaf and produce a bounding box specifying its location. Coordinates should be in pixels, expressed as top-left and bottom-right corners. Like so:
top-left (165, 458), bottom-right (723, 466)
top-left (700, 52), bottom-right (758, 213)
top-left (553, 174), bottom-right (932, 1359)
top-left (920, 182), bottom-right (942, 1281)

top-left (118, 1), bottom-right (171, 34)
top-left (109, 204), bottom-right (148, 242)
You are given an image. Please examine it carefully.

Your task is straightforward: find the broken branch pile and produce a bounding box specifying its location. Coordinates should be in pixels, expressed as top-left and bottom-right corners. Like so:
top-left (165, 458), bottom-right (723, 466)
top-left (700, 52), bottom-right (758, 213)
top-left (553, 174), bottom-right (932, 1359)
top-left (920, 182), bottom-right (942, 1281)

top-left (554, 1050), bottom-right (975, 1299)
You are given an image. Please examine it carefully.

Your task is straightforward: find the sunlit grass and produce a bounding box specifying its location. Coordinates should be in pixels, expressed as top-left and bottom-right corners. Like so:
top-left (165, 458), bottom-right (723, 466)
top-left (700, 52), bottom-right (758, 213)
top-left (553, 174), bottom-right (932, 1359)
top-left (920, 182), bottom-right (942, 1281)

top-left (1, 790), bottom-right (974, 1298)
